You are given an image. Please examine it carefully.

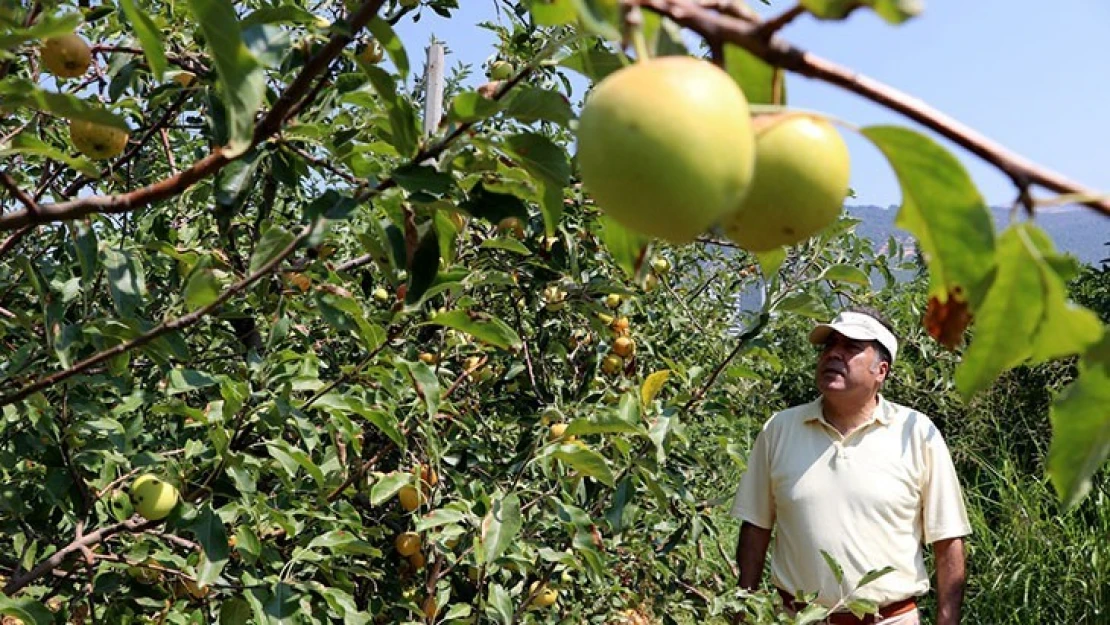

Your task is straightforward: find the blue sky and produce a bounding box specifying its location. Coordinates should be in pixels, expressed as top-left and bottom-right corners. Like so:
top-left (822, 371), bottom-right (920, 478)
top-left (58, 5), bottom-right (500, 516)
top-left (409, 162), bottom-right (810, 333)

top-left (393, 1), bottom-right (1110, 209)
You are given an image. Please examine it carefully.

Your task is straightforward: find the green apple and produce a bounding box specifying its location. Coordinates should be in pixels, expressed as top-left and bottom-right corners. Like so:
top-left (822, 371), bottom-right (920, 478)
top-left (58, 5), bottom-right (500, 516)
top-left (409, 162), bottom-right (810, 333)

top-left (489, 60), bottom-right (513, 80)
top-left (129, 474), bottom-right (180, 521)
top-left (722, 113), bottom-right (851, 251)
top-left (576, 56), bottom-right (755, 243)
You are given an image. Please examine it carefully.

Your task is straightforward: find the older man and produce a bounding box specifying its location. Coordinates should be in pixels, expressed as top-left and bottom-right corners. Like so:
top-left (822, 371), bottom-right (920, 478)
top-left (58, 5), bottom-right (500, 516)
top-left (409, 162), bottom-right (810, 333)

top-left (731, 307), bottom-right (971, 624)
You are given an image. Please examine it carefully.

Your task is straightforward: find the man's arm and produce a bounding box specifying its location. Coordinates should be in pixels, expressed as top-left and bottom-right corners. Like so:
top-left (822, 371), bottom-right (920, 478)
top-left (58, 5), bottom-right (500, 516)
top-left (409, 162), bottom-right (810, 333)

top-left (933, 537), bottom-right (966, 625)
top-left (736, 521), bottom-right (772, 591)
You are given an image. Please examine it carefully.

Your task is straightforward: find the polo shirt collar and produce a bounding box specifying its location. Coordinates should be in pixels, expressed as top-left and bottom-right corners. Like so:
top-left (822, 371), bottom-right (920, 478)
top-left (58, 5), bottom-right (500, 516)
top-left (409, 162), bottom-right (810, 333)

top-left (804, 394), bottom-right (893, 427)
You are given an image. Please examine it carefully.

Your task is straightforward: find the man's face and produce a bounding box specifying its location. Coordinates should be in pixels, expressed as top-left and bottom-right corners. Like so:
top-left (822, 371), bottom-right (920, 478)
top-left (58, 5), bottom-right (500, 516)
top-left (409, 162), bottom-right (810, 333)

top-left (815, 331), bottom-right (888, 396)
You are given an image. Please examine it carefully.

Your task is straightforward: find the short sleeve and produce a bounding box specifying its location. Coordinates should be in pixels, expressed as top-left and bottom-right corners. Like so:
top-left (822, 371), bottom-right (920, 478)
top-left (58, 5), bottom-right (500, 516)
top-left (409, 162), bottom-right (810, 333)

top-left (920, 428), bottom-right (972, 544)
top-left (731, 427), bottom-right (775, 529)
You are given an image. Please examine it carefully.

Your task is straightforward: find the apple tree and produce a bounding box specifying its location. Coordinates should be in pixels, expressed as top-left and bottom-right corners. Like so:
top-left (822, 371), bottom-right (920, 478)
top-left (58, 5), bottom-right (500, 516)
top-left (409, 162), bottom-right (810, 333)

top-left (0, 0), bottom-right (1107, 623)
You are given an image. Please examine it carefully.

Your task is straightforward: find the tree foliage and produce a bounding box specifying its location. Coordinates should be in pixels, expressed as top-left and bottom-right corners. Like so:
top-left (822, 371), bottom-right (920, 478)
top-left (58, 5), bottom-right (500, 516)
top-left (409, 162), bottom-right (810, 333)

top-left (0, 0), bottom-right (1107, 623)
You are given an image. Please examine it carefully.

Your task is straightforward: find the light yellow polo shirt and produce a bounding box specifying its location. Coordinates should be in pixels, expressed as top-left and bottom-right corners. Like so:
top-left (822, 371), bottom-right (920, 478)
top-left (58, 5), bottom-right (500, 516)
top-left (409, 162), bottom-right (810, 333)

top-left (731, 395), bottom-right (971, 607)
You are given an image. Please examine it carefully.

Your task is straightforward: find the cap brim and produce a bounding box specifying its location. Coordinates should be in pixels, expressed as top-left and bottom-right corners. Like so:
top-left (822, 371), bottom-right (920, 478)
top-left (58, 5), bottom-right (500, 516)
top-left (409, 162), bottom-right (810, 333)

top-left (808, 323), bottom-right (883, 345)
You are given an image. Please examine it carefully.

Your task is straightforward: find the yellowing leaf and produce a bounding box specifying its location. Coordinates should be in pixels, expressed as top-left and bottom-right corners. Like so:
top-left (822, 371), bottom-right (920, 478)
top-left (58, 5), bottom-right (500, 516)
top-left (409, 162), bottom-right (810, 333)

top-left (641, 369), bottom-right (671, 406)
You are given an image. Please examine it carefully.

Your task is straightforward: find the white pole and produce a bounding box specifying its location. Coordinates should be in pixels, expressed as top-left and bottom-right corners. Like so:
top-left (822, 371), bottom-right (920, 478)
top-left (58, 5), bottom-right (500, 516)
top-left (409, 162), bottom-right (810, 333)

top-left (422, 42), bottom-right (445, 138)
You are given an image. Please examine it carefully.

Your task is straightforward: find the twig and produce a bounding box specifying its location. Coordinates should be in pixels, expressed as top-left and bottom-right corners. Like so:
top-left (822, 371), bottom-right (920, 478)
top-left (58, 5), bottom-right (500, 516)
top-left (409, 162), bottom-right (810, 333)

top-left (281, 142), bottom-right (361, 186)
top-left (0, 172), bottom-right (40, 215)
top-left (753, 3), bottom-right (806, 39)
top-left (633, 0), bottom-right (1110, 217)
top-left (681, 312), bottom-right (768, 413)
top-left (160, 128), bottom-right (177, 175)
top-left (3, 517), bottom-right (157, 595)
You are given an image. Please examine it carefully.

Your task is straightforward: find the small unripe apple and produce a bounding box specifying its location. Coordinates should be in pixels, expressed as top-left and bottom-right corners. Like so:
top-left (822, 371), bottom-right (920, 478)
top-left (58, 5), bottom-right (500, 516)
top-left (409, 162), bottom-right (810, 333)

top-left (529, 581), bottom-right (558, 608)
top-left (395, 531), bottom-right (421, 556)
top-left (129, 474), bottom-right (179, 521)
top-left (604, 293), bottom-right (622, 309)
top-left (372, 287), bottom-right (390, 303)
top-left (398, 485), bottom-right (422, 511)
top-left (650, 257), bottom-right (670, 274)
top-left (41, 33), bottom-right (91, 78)
top-left (489, 60), bottom-right (514, 80)
top-left (601, 354), bottom-right (624, 375)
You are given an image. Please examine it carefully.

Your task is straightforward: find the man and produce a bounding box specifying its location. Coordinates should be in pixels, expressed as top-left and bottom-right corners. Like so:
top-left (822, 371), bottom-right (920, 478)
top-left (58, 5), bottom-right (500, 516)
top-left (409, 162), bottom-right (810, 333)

top-left (731, 307), bottom-right (971, 625)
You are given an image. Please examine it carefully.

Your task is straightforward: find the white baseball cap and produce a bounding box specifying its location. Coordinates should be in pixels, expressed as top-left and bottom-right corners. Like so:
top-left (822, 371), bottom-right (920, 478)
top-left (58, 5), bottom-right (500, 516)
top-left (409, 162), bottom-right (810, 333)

top-left (808, 310), bottom-right (898, 364)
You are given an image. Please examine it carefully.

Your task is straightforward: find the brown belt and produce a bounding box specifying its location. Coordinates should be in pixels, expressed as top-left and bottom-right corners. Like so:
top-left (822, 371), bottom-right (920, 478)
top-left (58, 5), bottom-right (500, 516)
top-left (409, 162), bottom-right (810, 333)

top-left (777, 588), bottom-right (916, 624)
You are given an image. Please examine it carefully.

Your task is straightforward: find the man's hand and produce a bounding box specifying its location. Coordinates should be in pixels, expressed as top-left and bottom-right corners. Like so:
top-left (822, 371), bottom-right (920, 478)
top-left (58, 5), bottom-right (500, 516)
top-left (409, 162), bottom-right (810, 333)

top-left (934, 537), bottom-right (966, 625)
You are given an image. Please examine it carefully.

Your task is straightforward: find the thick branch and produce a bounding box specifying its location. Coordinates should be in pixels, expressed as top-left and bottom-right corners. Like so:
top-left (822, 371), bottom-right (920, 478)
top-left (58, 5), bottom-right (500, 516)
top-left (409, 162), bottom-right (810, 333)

top-left (635, 0), bottom-right (1110, 217)
top-left (0, 0), bottom-right (388, 232)
top-left (3, 517), bottom-right (156, 595)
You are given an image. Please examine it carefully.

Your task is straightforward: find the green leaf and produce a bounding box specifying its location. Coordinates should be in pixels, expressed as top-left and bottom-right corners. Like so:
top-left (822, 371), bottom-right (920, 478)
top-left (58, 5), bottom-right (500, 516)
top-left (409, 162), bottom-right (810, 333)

top-left (595, 215), bottom-right (648, 279)
top-left (392, 163), bottom-right (455, 196)
top-left (415, 507), bottom-right (469, 531)
top-left (558, 42), bottom-right (625, 82)
top-left (528, 0), bottom-right (577, 25)
top-left (860, 125), bottom-right (994, 300)
top-left (553, 443), bottom-right (616, 487)
top-left (304, 530), bottom-right (378, 557)
top-left (460, 181), bottom-right (529, 225)
top-left (777, 293), bottom-right (828, 319)
top-left (504, 86), bottom-right (574, 126)
top-left (502, 132), bottom-right (570, 188)
top-left (312, 393), bottom-right (403, 447)
top-left (425, 309), bottom-right (522, 350)
top-left (724, 44), bottom-right (780, 106)
top-left (820, 549), bottom-right (844, 584)
top-left (855, 565), bottom-right (897, 589)
top-left (167, 368), bottom-right (219, 394)
top-left (480, 237), bottom-right (532, 256)
top-left (249, 225), bottom-right (294, 274)
top-left (564, 414), bottom-right (645, 437)
top-left (214, 146), bottom-right (264, 212)
top-left (801, 0), bottom-right (921, 23)
top-left (822, 264), bottom-right (871, 286)
top-left (364, 65), bottom-right (419, 158)
top-left (448, 90), bottom-right (504, 124)
top-left (405, 226), bottom-right (440, 305)
top-left (755, 248), bottom-right (787, 279)
top-left (1047, 335), bottom-right (1110, 510)
top-left (0, 12), bottom-right (80, 50)
top-left (486, 583), bottom-right (514, 624)
top-left (183, 262), bottom-right (221, 311)
top-left (0, 78), bottom-right (129, 129)
top-left (102, 248), bottom-right (147, 318)
top-left (399, 359), bottom-right (441, 419)
top-left (367, 17), bottom-right (408, 79)
top-left (370, 471), bottom-right (413, 506)
top-left (219, 599), bottom-right (253, 625)
top-left (795, 603), bottom-right (830, 625)
top-left (188, 0), bottom-right (265, 157)
top-left (70, 220), bottom-right (99, 279)
top-left (480, 493), bottom-right (522, 564)
top-left (0, 596), bottom-right (51, 625)
top-left (263, 583), bottom-right (300, 623)
top-left (119, 0), bottom-right (168, 81)
top-left (0, 132), bottom-right (100, 178)
top-left (188, 504), bottom-right (230, 586)
top-left (954, 226), bottom-right (1042, 397)
top-left (847, 598), bottom-right (880, 618)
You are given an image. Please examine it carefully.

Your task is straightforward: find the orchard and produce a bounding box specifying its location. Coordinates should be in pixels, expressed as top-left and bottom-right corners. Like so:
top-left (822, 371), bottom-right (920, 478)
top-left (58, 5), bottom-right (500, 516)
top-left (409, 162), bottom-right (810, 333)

top-left (0, 0), bottom-right (1108, 624)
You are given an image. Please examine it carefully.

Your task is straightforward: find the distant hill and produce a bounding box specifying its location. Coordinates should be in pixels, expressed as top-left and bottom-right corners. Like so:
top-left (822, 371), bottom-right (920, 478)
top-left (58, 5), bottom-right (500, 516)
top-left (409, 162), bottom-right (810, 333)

top-left (844, 205), bottom-right (1110, 268)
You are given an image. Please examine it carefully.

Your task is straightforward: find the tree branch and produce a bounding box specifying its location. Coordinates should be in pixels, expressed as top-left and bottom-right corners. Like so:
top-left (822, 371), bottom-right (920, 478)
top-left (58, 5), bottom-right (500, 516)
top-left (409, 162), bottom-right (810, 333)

top-left (0, 225), bottom-right (313, 408)
top-left (0, 0), bottom-right (389, 232)
top-left (3, 517), bottom-right (157, 595)
top-left (681, 312), bottom-right (769, 414)
top-left (753, 3), bottom-right (806, 39)
top-left (634, 0), bottom-right (1110, 217)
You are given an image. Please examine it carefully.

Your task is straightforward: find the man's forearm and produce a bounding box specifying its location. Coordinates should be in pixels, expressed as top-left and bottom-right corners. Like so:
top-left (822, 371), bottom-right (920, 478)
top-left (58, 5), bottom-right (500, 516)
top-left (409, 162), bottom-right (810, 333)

top-left (737, 522), bottom-right (772, 591)
top-left (934, 537), bottom-right (966, 625)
